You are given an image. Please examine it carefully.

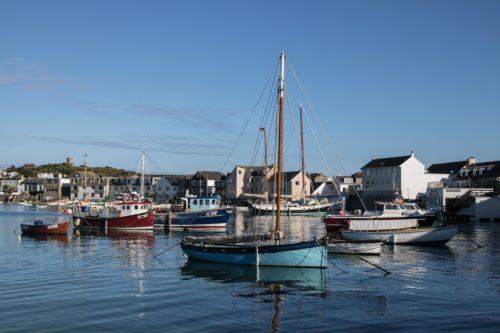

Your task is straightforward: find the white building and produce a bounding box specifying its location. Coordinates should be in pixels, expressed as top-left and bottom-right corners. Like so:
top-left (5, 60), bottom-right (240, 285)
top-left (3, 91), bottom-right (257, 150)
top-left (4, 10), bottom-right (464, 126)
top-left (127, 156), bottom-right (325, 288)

top-left (362, 152), bottom-right (430, 203)
top-left (154, 177), bottom-right (178, 201)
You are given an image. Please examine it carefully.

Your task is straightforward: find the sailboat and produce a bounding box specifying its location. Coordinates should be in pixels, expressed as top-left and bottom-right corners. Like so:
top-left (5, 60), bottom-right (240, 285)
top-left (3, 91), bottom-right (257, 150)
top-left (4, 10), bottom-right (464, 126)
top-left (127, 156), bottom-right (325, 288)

top-left (249, 104), bottom-right (334, 215)
top-left (180, 52), bottom-right (327, 268)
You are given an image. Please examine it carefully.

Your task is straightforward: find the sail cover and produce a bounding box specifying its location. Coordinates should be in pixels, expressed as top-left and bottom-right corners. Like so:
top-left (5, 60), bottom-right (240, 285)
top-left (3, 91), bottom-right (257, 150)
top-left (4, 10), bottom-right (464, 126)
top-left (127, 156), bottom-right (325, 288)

top-left (348, 218), bottom-right (419, 231)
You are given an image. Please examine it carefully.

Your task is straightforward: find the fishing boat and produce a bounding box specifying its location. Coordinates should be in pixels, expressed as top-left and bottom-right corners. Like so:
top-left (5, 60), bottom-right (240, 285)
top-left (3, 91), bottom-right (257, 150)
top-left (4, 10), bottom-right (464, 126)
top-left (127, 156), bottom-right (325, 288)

top-left (73, 150), bottom-right (154, 231)
top-left (341, 225), bottom-right (457, 245)
top-left (180, 52), bottom-right (327, 268)
top-left (324, 201), bottom-right (437, 232)
top-left (74, 194), bottom-right (154, 231)
top-left (327, 240), bottom-right (382, 255)
top-left (168, 196), bottom-right (232, 230)
top-left (21, 220), bottom-right (69, 235)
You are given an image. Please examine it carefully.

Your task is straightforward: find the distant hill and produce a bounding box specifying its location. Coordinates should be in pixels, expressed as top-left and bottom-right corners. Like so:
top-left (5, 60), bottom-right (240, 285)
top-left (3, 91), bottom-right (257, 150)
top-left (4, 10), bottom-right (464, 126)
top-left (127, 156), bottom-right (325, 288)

top-left (6, 163), bottom-right (134, 178)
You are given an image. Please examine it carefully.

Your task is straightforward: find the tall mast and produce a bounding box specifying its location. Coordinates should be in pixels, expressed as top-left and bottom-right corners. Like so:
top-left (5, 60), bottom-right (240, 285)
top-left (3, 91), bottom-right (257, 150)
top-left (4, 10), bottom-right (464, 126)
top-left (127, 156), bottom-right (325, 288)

top-left (140, 149), bottom-right (145, 198)
top-left (259, 127), bottom-right (269, 203)
top-left (299, 103), bottom-right (306, 200)
top-left (83, 153), bottom-right (87, 201)
top-left (275, 51), bottom-right (285, 235)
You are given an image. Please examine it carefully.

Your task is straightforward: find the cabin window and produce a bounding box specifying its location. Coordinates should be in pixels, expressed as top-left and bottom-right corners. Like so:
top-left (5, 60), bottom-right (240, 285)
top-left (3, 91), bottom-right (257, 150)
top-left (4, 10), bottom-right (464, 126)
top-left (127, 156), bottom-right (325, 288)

top-left (295, 181), bottom-right (299, 185)
top-left (122, 206), bottom-right (126, 209)
top-left (398, 205), bottom-right (406, 210)
top-left (127, 206), bottom-right (130, 210)
top-left (387, 204), bottom-right (397, 210)
top-left (212, 199), bottom-right (216, 205)
top-left (134, 205), bottom-right (138, 209)
top-left (193, 200), bottom-right (197, 205)
top-left (205, 199), bottom-right (210, 205)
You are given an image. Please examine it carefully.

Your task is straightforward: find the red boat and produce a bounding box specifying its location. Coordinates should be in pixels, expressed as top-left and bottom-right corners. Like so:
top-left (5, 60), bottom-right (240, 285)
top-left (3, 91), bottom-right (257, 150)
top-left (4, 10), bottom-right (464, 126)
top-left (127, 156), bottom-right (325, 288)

top-left (74, 197), bottom-right (154, 231)
top-left (324, 215), bottom-right (349, 232)
top-left (21, 220), bottom-right (69, 235)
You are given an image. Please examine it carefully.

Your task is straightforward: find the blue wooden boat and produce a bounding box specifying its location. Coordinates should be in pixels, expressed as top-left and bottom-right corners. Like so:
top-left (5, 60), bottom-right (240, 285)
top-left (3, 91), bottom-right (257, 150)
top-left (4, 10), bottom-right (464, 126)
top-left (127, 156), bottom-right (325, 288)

top-left (171, 196), bottom-right (232, 230)
top-left (180, 52), bottom-right (328, 269)
top-left (181, 234), bottom-right (327, 268)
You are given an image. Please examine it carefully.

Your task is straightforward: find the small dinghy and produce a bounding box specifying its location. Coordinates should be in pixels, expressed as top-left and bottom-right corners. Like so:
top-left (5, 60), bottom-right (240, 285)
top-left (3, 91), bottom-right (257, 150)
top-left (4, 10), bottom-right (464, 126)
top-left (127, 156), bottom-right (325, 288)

top-left (21, 220), bottom-right (69, 235)
top-left (327, 240), bottom-right (382, 255)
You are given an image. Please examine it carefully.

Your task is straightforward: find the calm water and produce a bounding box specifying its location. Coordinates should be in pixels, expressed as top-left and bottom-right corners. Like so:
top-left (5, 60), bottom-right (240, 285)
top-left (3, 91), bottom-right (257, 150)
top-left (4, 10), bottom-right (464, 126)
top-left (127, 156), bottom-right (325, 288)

top-left (1, 204), bottom-right (499, 332)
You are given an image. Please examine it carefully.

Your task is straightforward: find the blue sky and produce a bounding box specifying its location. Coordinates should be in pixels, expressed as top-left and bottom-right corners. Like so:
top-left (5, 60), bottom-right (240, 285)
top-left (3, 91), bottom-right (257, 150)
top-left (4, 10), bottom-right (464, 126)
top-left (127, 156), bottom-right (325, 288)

top-left (1, 0), bottom-right (499, 175)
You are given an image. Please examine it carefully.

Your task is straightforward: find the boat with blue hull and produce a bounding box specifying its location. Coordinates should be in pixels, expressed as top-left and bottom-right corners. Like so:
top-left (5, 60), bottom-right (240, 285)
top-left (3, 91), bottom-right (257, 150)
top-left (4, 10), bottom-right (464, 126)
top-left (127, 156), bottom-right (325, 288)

top-left (171, 196), bottom-right (232, 230)
top-left (181, 235), bottom-right (327, 268)
top-left (180, 52), bottom-right (327, 269)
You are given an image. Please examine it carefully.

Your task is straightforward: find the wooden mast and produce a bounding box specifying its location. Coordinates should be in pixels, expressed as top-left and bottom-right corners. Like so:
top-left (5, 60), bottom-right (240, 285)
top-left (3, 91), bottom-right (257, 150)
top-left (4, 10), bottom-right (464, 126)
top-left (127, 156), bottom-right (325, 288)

top-left (299, 103), bottom-right (306, 200)
top-left (259, 127), bottom-right (269, 203)
top-left (275, 51), bottom-right (285, 236)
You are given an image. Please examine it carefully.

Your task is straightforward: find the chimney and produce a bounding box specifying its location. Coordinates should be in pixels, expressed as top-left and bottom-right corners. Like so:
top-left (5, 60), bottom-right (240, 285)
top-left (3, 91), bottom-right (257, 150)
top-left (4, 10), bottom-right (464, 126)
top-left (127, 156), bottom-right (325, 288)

top-left (410, 150), bottom-right (414, 157)
top-left (467, 156), bottom-right (476, 166)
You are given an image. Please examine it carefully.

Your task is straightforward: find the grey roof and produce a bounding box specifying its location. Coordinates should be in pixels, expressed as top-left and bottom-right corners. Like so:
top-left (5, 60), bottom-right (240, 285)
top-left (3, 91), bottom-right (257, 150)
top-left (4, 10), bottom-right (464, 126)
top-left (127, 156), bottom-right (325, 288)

top-left (455, 160), bottom-right (500, 180)
top-left (361, 155), bottom-right (412, 169)
top-left (427, 161), bottom-right (467, 174)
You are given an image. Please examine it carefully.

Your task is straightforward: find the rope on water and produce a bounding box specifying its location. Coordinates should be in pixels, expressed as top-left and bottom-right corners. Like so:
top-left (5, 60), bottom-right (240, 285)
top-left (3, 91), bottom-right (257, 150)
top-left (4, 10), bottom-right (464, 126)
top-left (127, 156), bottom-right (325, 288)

top-left (153, 241), bottom-right (181, 259)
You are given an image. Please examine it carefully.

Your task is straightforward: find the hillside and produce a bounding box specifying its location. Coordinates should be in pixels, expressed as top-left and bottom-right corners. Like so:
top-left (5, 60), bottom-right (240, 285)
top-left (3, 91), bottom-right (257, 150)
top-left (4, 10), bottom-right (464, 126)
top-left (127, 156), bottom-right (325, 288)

top-left (6, 163), bottom-right (134, 178)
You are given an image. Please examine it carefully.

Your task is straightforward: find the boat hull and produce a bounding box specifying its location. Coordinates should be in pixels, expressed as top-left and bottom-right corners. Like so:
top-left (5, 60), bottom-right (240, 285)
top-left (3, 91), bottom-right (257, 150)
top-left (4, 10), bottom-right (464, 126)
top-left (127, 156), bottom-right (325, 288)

top-left (75, 210), bottom-right (154, 230)
top-left (341, 226), bottom-right (457, 245)
top-left (250, 202), bottom-right (332, 215)
top-left (327, 241), bottom-right (382, 255)
top-left (181, 240), bottom-right (327, 268)
top-left (325, 212), bottom-right (438, 232)
top-left (21, 221), bottom-right (69, 235)
top-left (171, 208), bottom-right (231, 230)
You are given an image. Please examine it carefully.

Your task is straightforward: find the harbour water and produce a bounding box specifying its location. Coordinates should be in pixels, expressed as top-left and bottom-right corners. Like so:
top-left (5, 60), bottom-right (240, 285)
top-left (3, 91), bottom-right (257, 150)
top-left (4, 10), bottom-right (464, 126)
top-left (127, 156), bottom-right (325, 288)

top-left (1, 204), bottom-right (499, 332)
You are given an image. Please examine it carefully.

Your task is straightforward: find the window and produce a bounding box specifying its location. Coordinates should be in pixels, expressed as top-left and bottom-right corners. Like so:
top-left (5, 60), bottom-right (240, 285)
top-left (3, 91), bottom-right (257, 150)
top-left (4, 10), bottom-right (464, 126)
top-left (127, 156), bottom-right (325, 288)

top-left (295, 181), bottom-right (299, 185)
top-left (134, 205), bottom-right (138, 209)
top-left (212, 199), bottom-right (216, 204)
top-left (205, 199), bottom-right (210, 205)
top-left (238, 170), bottom-right (242, 174)
top-left (193, 200), bottom-right (198, 205)
top-left (127, 206), bottom-right (130, 210)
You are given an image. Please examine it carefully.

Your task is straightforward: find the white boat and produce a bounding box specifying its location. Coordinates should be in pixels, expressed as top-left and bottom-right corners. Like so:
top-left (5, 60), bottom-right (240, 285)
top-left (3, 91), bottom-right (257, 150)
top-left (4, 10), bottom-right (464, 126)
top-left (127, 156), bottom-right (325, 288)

top-left (341, 225), bottom-right (458, 245)
top-left (324, 201), bottom-right (437, 232)
top-left (327, 241), bottom-right (382, 255)
top-left (250, 200), bottom-right (333, 215)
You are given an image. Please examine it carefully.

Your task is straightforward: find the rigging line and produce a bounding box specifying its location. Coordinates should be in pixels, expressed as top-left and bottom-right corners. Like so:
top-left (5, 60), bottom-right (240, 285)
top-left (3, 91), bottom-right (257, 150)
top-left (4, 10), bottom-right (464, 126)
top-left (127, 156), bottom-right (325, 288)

top-left (219, 58), bottom-right (280, 173)
top-left (250, 63), bottom-right (280, 167)
top-left (302, 107), bottom-right (343, 198)
top-left (285, 93), bottom-right (306, 172)
top-left (287, 59), bottom-right (368, 211)
top-left (128, 153), bottom-right (144, 193)
top-left (144, 152), bottom-right (169, 175)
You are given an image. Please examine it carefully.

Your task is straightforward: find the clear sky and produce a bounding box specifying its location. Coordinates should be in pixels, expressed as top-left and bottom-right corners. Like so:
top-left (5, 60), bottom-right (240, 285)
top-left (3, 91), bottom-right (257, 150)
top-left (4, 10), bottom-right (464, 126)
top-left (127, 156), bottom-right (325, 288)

top-left (1, 0), bottom-right (499, 175)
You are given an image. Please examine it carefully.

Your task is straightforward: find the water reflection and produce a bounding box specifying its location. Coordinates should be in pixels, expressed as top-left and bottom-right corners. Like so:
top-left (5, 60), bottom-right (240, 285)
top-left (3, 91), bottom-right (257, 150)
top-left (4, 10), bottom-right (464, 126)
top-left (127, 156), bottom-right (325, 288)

top-left (230, 212), bottom-right (326, 242)
top-left (20, 233), bottom-right (71, 245)
top-left (181, 259), bottom-right (327, 294)
top-left (181, 259), bottom-right (327, 332)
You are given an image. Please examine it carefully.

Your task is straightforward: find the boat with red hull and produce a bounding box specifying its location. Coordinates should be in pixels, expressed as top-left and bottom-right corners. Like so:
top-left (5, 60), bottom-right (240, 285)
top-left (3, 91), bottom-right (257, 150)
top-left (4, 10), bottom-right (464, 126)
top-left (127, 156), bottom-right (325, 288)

top-left (74, 197), bottom-right (155, 231)
top-left (21, 220), bottom-right (69, 235)
top-left (75, 209), bottom-right (154, 231)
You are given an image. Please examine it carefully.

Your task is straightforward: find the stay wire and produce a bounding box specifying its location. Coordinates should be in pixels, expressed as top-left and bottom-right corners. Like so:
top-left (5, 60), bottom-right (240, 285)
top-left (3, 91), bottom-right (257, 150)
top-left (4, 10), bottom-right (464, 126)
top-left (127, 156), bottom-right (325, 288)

top-left (220, 58), bottom-right (280, 173)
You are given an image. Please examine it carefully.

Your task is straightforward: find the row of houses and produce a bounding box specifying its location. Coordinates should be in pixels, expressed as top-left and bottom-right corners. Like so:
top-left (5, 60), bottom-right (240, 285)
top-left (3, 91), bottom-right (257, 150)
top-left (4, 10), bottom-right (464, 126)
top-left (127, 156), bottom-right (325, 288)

top-left (2, 153), bottom-right (498, 209)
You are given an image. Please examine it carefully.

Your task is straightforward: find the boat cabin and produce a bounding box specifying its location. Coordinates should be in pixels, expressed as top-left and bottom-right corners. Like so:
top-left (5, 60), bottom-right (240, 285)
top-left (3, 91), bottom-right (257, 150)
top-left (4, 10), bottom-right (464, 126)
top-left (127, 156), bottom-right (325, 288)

top-left (182, 196), bottom-right (222, 211)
